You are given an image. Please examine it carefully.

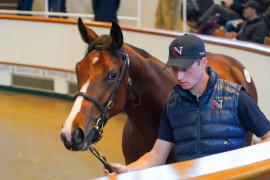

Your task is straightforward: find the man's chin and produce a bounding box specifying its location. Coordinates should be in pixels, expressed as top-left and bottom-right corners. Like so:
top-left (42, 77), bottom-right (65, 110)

top-left (179, 83), bottom-right (190, 89)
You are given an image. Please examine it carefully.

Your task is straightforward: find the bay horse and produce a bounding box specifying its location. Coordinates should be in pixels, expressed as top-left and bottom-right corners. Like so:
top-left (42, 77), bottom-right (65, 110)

top-left (60, 18), bottom-right (257, 164)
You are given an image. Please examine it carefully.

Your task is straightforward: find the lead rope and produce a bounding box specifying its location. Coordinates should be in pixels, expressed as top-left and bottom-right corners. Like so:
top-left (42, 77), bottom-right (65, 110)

top-left (89, 146), bottom-right (113, 173)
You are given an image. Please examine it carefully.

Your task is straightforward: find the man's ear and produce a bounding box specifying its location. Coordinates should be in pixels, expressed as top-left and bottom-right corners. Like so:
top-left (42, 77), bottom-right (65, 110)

top-left (200, 57), bottom-right (207, 67)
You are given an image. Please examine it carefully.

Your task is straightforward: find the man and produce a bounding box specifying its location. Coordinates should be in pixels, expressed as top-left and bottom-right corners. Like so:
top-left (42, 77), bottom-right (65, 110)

top-left (197, 0), bottom-right (243, 26)
top-left (185, 0), bottom-right (214, 29)
top-left (48, 0), bottom-right (66, 13)
top-left (17, 0), bottom-right (33, 11)
top-left (105, 34), bottom-right (270, 174)
top-left (92, 0), bottom-right (121, 23)
top-left (155, 0), bottom-right (182, 31)
top-left (17, 0), bottom-right (66, 12)
top-left (237, 0), bottom-right (268, 43)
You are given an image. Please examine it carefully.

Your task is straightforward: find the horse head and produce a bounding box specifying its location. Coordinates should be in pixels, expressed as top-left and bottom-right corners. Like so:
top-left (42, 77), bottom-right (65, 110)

top-left (60, 18), bottom-right (129, 151)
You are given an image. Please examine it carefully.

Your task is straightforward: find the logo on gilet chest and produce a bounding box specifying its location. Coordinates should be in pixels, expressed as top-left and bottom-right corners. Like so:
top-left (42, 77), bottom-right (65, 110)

top-left (211, 97), bottom-right (224, 110)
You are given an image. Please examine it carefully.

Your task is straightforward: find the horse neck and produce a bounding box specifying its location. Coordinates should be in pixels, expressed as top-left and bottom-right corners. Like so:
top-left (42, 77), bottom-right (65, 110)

top-left (124, 45), bottom-right (175, 128)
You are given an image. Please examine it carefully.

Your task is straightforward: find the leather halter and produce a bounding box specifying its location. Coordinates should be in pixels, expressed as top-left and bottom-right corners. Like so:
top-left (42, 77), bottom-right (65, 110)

top-left (73, 43), bottom-right (130, 145)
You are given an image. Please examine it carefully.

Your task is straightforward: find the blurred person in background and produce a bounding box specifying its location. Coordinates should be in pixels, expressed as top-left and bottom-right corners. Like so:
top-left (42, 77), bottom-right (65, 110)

top-left (49, 0), bottom-right (66, 12)
top-left (258, 0), bottom-right (270, 36)
top-left (198, 0), bottom-right (245, 27)
top-left (236, 0), bottom-right (268, 43)
top-left (17, 0), bottom-right (66, 13)
top-left (155, 0), bottom-right (182, 31)
top-left (184, 0), bottom-right (214, 28)
top-left (192, 0), bottom-right (246, 35)
top-left (17, 0), bottom-right (33, 11)
top-left (92, 0), bottom-right (121, 23)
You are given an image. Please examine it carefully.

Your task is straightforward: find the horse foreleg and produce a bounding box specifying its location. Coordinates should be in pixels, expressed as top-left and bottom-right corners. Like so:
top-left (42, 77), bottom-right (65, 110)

top-left (122, 120), bottom-right (176, 165)
top-left (122, 120), bottom-right (151, 164)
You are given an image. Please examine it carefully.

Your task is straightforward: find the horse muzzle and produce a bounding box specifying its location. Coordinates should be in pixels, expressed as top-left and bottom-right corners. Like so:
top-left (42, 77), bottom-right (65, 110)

top-left (60, 128), bottom-right (89, 151)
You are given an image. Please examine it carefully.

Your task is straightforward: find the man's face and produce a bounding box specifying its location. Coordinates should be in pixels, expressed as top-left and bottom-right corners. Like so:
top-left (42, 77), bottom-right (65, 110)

top-left (243, 7), bottom-right (256, 19)
top-left (172, 58), bottom-right (206, 90)
top-left (222, 0), bottom-right (233, 8)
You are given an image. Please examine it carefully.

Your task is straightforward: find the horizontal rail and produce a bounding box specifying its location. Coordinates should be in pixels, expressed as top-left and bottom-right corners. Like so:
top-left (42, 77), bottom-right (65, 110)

top-left (0, 3), bottom-right (17, 8)
top-left (0, 10), bottom-right (139, 21)
top-left (105, 142), bottom-right (270, 179)
top-left (0, 61), bottom-right (74, 73)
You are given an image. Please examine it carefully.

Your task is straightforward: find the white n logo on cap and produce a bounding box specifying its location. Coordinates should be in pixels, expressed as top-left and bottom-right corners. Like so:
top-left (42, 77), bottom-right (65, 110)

top-left (173, 47), bottom-right (183, 56)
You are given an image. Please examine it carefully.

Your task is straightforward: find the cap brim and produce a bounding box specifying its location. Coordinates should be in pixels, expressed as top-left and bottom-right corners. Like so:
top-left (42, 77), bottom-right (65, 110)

top-left (241, 4), bottom-right (247, 8)
top-left (163, 58), bottom-right (198, 70)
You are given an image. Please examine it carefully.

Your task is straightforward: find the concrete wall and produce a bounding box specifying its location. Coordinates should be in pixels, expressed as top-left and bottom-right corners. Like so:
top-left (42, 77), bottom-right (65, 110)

top-left (0, 18), bottom-right (270, 119)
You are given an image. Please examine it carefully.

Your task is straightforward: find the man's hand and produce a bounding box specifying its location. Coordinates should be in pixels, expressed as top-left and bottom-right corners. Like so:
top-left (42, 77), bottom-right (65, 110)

top-left (260, 130), bottom-right (270, 143)
top-left (226, 32), bottom-right (237, 39)
top-left (103, 139), bottom-right (174, 176)
top-left (103, 163), bottom-right (128, 176)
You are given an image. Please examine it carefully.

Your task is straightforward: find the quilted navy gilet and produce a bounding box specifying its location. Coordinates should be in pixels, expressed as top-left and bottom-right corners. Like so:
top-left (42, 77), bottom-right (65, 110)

top-left (166, 67), bottom-right (248, 162)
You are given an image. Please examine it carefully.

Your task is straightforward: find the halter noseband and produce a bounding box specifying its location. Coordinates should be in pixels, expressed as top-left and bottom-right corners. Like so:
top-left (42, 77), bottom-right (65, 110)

top-left (74, 44), bottom-right (130, 145)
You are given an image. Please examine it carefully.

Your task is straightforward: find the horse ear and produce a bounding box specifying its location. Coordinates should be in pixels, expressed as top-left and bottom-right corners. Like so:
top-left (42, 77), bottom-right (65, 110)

top-left (110, 21), bottom-right (123, 48)
top-left (78, 17), bottom-right (98, 44)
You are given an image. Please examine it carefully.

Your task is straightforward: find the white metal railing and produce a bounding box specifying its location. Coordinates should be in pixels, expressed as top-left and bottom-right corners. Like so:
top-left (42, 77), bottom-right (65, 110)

top-left (0, 0), bottom-right (192, 29)
top-left (137, 0), bottom-right (141, 26)
top-left (44, 0), bottom-right (48, 17)
top-left (0, 0), bottom-right (142, 26)
top-left (182, 0), bottom-right (187, 33)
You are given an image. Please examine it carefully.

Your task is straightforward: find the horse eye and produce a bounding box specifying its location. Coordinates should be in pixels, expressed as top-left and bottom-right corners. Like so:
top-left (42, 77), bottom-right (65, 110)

top-left (107, 72), bottom-right (117, 80)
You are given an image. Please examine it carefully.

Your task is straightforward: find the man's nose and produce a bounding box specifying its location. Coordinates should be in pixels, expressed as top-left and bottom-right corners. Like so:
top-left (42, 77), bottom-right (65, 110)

top-left (177, 71), bottom-right (185, 80)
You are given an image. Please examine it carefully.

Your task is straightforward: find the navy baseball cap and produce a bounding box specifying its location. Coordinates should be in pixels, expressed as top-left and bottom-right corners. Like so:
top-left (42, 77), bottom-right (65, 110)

top-left (164, 34), bottom-right (206, 69)
top-left (242, 0), bottom-right (261, 12)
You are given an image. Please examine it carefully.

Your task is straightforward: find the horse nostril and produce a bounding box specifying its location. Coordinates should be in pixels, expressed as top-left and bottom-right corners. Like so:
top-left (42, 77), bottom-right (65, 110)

top-left (60, 133), bottom-right (67, 143)
top-left (72, 128), bottom-right (85, 145)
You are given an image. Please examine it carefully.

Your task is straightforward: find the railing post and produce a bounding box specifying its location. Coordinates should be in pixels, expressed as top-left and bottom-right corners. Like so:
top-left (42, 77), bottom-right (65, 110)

top-left (137, 0), bottom-right (141, 26)
top-left (182, 0), bottom-right (187, 33)
top-left (44, 0), bottom-right (49, 18)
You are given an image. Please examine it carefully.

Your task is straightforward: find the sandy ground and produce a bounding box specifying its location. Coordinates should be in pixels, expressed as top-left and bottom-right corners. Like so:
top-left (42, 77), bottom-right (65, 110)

top-left (0, 90), bottom-right (126, 179)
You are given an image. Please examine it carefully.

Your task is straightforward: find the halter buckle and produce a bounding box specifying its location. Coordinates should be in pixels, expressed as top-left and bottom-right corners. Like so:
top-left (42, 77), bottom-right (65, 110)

top-left (107, 100), bottom-right (113, 110)
top-left (128, 77), bottom-right (133, 86)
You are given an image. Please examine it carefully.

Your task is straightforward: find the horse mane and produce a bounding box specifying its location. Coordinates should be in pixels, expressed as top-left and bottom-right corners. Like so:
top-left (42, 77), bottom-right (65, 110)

top-left (126, 44), bottom-right (151, 59)
top-left (125, 43), bottom-right (167, 70)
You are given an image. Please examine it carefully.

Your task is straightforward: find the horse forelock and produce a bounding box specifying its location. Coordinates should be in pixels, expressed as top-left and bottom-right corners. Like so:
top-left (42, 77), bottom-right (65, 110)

top-left (86, 35), bottom-right (113, 52)
top-left (94, 35), bottom-right (112, 47)
top-left (84, 35), bottom-right (124, 64)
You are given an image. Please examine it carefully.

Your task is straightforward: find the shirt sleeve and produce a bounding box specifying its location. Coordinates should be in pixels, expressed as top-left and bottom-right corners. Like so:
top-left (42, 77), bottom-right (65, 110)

top-left (158, 107), bottom-right (175, 143)
top-left (238, 90), bottom-right (270, 137)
